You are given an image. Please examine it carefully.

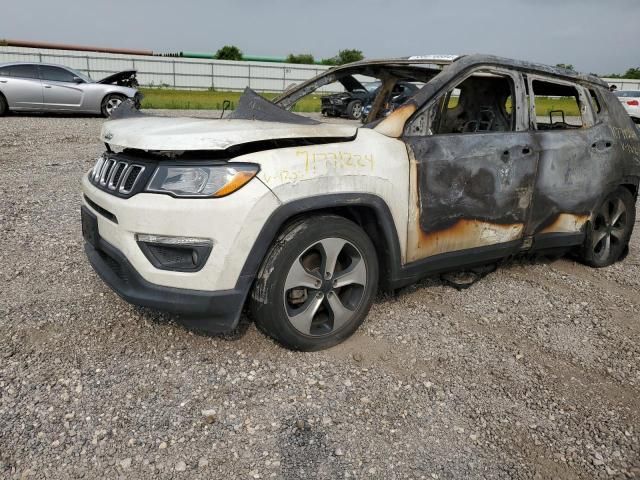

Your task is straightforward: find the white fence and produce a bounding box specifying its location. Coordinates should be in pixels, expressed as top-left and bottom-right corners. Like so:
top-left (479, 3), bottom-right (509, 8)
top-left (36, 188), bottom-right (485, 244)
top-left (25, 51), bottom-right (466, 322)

top-left (2, 47), bottom-right (639, 94)
top-left (601, 78), bottom-right (640, 91)
top-left (0, 46), bottom-right (334, 93)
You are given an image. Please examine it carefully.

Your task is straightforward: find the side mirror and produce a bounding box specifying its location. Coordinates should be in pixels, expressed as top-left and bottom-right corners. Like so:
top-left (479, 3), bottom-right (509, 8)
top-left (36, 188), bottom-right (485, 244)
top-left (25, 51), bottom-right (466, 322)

top-left (73, 76), bottom-right (84, 84)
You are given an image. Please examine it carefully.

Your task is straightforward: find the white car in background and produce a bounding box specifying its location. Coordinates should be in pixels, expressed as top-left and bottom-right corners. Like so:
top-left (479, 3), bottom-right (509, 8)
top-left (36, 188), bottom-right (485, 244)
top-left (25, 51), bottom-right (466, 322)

top-left (614, 90), bottom-right (640, 123)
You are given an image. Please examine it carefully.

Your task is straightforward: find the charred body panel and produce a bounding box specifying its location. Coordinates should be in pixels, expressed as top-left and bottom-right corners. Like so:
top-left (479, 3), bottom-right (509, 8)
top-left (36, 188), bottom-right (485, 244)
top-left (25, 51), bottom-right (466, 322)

top-left (385, 56), bottom-right (640, 264)
top-left (527, 85), bottom-right (640, 242)
top-left (229, 88), bottom-right (320, 125)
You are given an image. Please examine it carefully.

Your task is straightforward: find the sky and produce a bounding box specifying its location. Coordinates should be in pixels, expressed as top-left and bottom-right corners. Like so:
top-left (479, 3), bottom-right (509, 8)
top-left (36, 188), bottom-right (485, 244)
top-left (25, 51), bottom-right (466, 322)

top-left (1, 0), bottom-right (638, 75)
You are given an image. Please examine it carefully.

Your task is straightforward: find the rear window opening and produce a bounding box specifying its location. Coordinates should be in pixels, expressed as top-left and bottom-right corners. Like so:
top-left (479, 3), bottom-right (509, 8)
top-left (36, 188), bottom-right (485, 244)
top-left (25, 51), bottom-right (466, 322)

top-left (530, 80), bottom-right (584, 130)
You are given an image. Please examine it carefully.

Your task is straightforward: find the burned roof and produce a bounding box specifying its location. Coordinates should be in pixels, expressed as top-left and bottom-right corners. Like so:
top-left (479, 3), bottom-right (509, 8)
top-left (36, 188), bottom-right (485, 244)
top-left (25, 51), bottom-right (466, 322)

top-left (290, 54), bottom-right (606, 89)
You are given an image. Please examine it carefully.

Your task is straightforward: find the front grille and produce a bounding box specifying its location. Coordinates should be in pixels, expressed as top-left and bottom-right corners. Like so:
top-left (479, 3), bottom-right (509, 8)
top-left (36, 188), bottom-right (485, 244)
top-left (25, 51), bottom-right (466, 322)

top-left (108, 162), bottom-right (127, 190)
top-left (122, 165), bottom-right (143, 192)
top-left (89, 155), bottom-right (146, 197)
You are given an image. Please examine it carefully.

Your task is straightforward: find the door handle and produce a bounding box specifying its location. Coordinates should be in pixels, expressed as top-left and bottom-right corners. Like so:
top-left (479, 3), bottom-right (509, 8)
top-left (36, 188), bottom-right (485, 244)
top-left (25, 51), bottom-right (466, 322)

top-left (44, 85), bottom-right (52, 88)
top-left (591, 140), bottom-right (613, 150)
top-left (0, 80), bottom-right (7, 83)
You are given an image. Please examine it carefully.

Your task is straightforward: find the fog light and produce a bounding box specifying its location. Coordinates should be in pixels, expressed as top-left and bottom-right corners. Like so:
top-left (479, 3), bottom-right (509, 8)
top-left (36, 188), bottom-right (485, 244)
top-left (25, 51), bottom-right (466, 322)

top-left (136, 234), bottom-right (213, 272)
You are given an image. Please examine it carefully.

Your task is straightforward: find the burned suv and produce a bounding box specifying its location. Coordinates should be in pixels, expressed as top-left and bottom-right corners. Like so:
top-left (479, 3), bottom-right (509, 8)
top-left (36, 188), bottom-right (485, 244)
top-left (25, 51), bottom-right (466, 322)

top-left (82, 55), bottom-right (639, 351)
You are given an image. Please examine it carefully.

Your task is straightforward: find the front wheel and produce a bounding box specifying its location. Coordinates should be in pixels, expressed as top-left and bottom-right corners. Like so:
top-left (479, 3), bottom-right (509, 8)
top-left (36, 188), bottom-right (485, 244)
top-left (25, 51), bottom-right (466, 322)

top-left (346, 100), bottom-right (363, 120)
top-left (101, 94), bottom-right (125, 117)
top-left (250, 216), bottom-right (379, 351)
top-left (579, 187), bottom-right (636, 267)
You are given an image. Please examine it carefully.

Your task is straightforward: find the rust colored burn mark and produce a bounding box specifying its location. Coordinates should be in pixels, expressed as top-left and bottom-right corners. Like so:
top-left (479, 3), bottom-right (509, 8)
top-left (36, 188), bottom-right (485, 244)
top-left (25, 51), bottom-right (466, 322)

top-left (374, 102), bottom-right (418, 138)
top-left (539, 213), bottom-right (590, 234)
top-left (409, 219), bottom-right (524, 261)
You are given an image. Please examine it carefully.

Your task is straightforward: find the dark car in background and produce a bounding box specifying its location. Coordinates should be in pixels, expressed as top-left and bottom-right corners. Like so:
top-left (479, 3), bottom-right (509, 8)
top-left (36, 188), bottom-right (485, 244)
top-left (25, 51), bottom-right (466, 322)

top-left (321, 79), bottom-right (380, 119)
top-left (361, 81), bottom-right (420, 122)
top-left (321, 79), bottom-right (419, 120)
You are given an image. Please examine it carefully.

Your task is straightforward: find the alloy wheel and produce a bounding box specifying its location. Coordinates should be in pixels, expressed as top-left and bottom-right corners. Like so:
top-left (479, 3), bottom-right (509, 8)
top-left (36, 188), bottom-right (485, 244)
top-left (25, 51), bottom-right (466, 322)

top-left (106, 97), bottom-right (123, 115)
top-left (591, 197), bottom-right (627, 262)
top-left (283, 238), bottom-right (367, 336)
top-left (351, 102), bottom-right (363, 119)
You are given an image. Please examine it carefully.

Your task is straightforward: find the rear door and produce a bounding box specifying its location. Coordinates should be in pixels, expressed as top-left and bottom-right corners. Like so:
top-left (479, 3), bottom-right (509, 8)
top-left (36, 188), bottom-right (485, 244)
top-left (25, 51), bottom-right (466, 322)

top-left (402, 67), bottom-right (539, 265)
top-left (0, 64), bottom-right (43, 109)
top-left (525, 76), bottom-right (607, 247)
top-left (39, 65), bottom-right (84, 111)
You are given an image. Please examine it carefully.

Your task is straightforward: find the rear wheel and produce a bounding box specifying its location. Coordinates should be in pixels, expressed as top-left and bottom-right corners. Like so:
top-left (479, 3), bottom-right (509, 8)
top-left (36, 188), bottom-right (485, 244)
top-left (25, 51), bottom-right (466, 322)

top-left (579, 187), bottom-right (636, 267)
top-left (250, 216), bottom-right (379, 351)
top-left (0, 94), bottom-right (8, 116)
top-left (101, 94), bottom-right (125, 117)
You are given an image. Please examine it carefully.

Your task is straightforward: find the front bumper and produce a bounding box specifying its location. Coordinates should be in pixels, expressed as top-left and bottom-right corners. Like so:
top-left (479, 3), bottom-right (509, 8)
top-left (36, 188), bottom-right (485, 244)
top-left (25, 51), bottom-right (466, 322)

top-left (84, 208), bottom-right (247, 332)
top-left (133, 92), bottom-right (143, 109)
top-left (321, 103), bottom-right (346, 116)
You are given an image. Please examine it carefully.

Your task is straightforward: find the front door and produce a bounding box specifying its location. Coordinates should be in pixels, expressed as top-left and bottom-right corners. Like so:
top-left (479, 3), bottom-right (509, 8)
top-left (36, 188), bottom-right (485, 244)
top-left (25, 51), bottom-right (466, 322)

top-left (39, 65), bottom-right (84, 111)
top-left (402, 68), bottom-right (539, 265)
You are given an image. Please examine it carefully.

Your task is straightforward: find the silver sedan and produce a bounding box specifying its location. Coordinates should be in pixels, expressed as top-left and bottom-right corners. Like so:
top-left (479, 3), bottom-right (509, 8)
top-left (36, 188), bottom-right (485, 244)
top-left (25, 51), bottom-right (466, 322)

top-left (0, 62), bottom-right (142, 117)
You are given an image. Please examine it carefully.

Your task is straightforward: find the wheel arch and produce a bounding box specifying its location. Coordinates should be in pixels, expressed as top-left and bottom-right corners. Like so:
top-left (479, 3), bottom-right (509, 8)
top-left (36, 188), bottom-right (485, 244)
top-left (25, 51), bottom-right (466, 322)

top-left (101, 91), bottom-right (127, 103)
top-left (238, 194), bottom-right (403, 292)
top-left (620, 177), bottom-right (639, 200)
top-left (0, 90), bottom-right (8, 112)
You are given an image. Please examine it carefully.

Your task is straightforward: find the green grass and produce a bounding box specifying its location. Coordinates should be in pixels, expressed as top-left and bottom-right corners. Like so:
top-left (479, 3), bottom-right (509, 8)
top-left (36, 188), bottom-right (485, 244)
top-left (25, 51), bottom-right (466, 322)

top-left (139, 88), bottom-right (321, 112)
top-left (533, 97), bottom-right (580, 116)
top-left (140, 87), bottom-right (581, 116)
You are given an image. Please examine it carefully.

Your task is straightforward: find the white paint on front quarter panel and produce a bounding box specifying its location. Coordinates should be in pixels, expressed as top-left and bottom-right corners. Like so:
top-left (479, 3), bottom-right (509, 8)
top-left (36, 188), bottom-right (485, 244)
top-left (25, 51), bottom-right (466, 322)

top-left (242, 128), bottom-right (411, 262)
top-left (82, 175), bottom-right (281, 291)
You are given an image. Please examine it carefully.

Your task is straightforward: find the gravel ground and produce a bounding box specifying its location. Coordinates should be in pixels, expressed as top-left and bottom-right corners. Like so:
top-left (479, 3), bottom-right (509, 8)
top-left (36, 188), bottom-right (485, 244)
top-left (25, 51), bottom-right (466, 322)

top-left (1, 110), bottom-right (639, 480)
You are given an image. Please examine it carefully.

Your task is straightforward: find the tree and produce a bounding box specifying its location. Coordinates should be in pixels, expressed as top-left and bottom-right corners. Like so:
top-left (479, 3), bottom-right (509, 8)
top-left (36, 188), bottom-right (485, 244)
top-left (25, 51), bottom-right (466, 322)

top-left (286, 53), bottom-right (315, 64)
top-left (606, 67), bottom-right (640, 79)
top-left (215, 45), bottom-right (243, 61)
top-left (556, 63), bottom-right (575, 71)
top-left (623, 67), bottom-right (640, 79)
top-left (336, 49), bottom-right (364, 65)
top-left (322, 49), bottom-right (365, 66)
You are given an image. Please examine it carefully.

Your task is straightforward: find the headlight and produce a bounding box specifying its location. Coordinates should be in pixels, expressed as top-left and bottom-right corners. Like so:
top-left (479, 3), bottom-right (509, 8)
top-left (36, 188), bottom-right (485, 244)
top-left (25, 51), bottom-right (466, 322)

top-left (146, 164), bottom-right (259, 198)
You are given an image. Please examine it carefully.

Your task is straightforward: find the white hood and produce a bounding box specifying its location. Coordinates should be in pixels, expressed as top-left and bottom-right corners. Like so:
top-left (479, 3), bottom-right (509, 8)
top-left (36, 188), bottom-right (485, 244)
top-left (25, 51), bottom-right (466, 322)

top-left (101, 116), bottom-right (358, 151)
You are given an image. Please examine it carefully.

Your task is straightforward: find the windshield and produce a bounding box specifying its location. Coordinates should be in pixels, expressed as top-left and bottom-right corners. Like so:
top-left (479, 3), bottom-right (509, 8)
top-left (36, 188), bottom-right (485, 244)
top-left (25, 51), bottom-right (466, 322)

top-left (68, 67), bottom-right (93, 83)
top-left (271, 60), bottom-right (447, 124)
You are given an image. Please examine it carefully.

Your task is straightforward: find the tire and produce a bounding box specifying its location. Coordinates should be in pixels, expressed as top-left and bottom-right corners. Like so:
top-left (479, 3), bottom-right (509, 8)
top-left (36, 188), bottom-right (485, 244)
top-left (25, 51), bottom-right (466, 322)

top-left (579, 187), bottom-right (636, 267)
top-left (346, 100), bottom-right (363, 120)
top-left (0, 94), bottom-right (8, 116)
top-left (101, 94), bottom-right (126, 118)
top-left (250, 215), bottom-right (379, 351)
